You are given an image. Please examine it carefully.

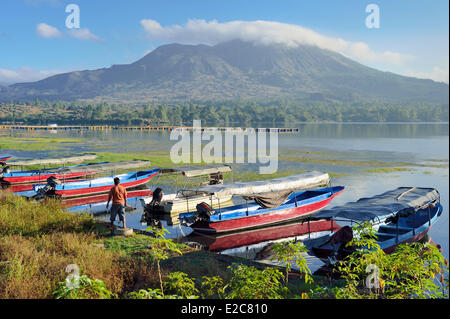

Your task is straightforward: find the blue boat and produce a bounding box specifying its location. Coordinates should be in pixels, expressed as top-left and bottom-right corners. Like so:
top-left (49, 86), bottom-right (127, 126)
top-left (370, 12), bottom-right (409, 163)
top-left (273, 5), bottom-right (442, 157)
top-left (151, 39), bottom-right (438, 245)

top-left (303, 187), bottom-right (443, 262)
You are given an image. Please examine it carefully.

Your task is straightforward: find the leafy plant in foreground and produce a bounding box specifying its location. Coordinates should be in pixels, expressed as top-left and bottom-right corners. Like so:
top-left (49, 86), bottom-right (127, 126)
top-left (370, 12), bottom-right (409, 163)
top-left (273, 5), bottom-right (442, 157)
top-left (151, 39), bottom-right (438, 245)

top-left (271, 241), bottom-right (312, 284)
top-left (334, 222), bottom-right (449, 299)
top-left (164, 272), bottom-right (199, 298)
top-left (53, 274), bottom-right (113, 299)
top-left (146, 226), bottom-right (182, 297)
top-left (224, 264), bottom-right (287, 299)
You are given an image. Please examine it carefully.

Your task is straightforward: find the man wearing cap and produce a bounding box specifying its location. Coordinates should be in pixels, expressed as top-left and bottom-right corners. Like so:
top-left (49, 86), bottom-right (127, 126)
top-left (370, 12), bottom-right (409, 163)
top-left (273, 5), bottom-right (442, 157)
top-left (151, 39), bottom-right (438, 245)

top-left (106, 177), bottom-right (128, 230)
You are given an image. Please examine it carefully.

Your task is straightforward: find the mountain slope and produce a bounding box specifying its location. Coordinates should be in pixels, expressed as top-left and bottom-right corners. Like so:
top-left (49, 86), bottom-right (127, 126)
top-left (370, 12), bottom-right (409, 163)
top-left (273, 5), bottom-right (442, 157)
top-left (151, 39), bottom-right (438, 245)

top-left (2, 40), bottom-right (448, 103)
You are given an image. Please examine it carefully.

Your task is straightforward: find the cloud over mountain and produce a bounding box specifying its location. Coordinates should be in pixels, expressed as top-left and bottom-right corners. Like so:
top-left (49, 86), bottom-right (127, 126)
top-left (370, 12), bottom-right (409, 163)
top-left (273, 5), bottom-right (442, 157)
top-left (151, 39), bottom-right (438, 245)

top-left (140, 19), bottom-right (414, 66)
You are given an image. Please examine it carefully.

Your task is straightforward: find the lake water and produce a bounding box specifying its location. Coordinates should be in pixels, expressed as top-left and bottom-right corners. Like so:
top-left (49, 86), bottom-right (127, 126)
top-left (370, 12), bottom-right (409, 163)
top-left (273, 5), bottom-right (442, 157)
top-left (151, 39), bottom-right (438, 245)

top-left (2, 123), bottom-right (448, 271)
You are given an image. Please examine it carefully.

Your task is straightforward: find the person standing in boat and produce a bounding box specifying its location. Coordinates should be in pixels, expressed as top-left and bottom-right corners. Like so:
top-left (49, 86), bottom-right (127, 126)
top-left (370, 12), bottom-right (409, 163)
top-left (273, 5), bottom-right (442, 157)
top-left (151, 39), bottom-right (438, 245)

top-left (106, 177), bottom-right (128, 230)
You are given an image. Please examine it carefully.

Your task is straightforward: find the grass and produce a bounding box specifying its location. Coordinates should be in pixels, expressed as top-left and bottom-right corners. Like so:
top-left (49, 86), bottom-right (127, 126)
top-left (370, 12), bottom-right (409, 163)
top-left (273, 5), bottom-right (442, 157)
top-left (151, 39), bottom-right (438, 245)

top-left (0, 193), bottom-right (291, 299)
top-left (0, 194), bottom-right (158, 298)
top-left (0, 195), bottom-right (94, 237)
top-left (86, 151), bottom-right (176, 169)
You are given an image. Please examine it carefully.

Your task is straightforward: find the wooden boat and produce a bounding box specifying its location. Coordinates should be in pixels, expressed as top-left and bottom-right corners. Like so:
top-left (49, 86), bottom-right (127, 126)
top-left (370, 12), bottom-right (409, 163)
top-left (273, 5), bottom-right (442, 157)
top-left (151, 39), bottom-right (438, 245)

top-left (32, 169), bottom-right (160, 198)
top-left (6, 154), bottom-right (98, 167)
top-left (303, 187), bottom-right (443, 262)
top-left (0, 162), bottom-right (103, 184)
top-left (183, 219), bottom-right (341, 252)
top-left (62, 188), bottom-right (151, 208)
top-left (1, 178), bottom-right (87, 193)
top-left (178, 172), bottom-right (343, 233)
top-left (140, 165), bottom-right (233, 215)
top-left (0, 155), bottom-right (13, 162)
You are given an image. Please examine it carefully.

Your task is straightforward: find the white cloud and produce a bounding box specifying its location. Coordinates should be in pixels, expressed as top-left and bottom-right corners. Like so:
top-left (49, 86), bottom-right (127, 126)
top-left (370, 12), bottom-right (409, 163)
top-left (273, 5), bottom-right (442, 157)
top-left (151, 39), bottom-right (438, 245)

top-left (405, 63), bottom-right (449, 84)
top-left (68, 28), bottom-right (101, 42)
top-left (36, 23), bottom-right (62, 38)
top-left (0, 66), bottom-right (62, 85)
top-left (36, 23), bottom-right (101, 42)
top-left (140, 19), bottom-right (414, 66)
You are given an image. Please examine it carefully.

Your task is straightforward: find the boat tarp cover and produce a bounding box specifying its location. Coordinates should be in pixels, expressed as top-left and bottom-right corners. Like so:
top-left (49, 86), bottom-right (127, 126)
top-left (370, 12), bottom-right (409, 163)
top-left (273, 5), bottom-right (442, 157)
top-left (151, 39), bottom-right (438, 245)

top-left (8, 154), bottom-right (98, 166)
top-left (193, 171), bottom-right (330, 197)
top-left (243, 190), bottom-right (293, 209)
top-left (56, 160), bottom-right (151, 173)
top-left (310, 187), bottom-right (439, 222)
top-left (159, 164), bottom-right (232, 177)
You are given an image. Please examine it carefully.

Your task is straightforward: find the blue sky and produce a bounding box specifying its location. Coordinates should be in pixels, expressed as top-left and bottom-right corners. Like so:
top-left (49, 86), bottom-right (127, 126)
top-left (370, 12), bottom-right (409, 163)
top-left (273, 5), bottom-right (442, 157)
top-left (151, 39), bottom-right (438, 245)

top-left (0, 0), bottom-right (448, 85)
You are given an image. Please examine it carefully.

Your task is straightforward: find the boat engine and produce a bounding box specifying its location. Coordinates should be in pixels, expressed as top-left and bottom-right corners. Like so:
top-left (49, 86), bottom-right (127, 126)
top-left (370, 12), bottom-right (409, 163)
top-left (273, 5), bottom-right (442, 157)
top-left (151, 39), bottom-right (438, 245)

top-left (140, 187), bottom-right (165, 227)
top-left (326, 226), bottom-right (354, 264)
top-left (180, 202), bottom-right (213, 226)
top-left (32, 176), bottom-right (61, 200)
top-left (0, 165), bottom-right (10, 178)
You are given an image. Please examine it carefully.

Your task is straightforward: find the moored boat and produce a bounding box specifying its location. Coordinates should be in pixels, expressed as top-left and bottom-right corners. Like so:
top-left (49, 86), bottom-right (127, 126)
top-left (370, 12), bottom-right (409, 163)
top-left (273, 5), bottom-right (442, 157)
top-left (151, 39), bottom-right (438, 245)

top-left (184, 219), bottom-right (341, 252)
top-left (303, 187), bottom-right (443, 262)
top-left (177, 172), bottom-right (343, 233)
top-left (62, 188), bottom-right (152, 208)
top-left (0, 162), bottom-right (103, 184)
top-left (140, 165), bottom-right (233, 215)
top-left (32, 169), bottom-right (160, 198)
top-left (0, 155), bottom-right (13, 162)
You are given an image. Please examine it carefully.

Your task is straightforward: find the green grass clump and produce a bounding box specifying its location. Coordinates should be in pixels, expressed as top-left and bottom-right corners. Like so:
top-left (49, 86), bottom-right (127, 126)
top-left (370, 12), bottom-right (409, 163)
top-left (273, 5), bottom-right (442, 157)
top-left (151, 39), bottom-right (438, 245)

top-left (0, 194), bottom-right (94, 236)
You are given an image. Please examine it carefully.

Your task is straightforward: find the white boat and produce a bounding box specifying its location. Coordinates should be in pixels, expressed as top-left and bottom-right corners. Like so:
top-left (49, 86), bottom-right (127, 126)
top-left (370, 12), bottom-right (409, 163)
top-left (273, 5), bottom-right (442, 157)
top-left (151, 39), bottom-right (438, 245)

top-left (140, 164), bottom-right (233, 215)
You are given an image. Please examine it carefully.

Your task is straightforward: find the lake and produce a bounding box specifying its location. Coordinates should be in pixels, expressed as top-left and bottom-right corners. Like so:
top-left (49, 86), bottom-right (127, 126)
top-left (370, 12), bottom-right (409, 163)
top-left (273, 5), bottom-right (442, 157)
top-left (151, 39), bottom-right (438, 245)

top-left (2, 122), bottom-right (448, 271)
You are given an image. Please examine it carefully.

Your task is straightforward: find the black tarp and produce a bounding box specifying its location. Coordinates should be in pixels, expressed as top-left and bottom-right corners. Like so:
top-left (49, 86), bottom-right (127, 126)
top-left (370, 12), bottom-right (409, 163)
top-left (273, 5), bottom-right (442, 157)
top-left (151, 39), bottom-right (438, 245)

top-left (310, 187), bottom-right (439, 222)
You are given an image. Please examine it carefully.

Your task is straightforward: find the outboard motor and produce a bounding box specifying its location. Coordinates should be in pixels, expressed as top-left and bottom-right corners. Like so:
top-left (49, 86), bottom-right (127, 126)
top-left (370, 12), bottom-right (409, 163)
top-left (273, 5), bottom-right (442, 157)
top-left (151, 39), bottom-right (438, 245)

top-left (196, 202), bottom-right (213, 220)
top-left (327, 226), bottom-right (354, 264)
top-left (141, 187), bottom-right (165, 226)
top-left (32, 176), bottom-right (61, 200)
top-left (149, 187), bottom-right (164, 207)
top-left (0, 165), bottom-right (10, 178)
top-left (180, 202), bottom-right (213, 227)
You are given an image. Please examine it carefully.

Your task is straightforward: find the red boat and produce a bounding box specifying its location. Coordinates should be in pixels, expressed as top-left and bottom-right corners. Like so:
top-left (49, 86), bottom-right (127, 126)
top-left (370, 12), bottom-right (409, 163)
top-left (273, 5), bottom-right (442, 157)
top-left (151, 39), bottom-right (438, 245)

top-left (0, 155), bottom-right (13, 162)
top-left (1, 178), bottom-right (86, 193)
top-left (1, 162), bottom-right (101, 184)
top-left (33, 169), bottom-right (160, 198)
top-left (177, 171), bottom-right (344, 234)
top-left (185, 219), bottom-right (341, 252)
top-left (62, 189), bottom-right (152, 207)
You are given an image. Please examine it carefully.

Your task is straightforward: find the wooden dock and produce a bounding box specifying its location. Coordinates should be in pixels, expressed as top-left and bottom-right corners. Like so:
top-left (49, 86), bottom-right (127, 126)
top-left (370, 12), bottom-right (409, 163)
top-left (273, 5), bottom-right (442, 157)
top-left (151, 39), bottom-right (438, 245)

top-left (0, 124), bottom-right (299, 133)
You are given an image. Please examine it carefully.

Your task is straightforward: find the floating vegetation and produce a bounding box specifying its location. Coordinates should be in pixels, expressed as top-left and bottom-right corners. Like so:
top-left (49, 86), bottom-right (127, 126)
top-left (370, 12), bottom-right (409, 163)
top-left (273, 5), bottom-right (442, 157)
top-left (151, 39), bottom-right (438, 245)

top-left (0, 137), bottom-right (84, 151)
top-left (362, 167), bottom-right (415, 174)
top-left (281, 155), bottom-right (447, 169)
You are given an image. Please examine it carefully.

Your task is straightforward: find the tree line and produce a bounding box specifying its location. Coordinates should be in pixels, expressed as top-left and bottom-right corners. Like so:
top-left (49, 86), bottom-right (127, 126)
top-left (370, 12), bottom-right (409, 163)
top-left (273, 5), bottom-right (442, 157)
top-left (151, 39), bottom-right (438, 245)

top-left (0, 99), bottom-right (448, 126)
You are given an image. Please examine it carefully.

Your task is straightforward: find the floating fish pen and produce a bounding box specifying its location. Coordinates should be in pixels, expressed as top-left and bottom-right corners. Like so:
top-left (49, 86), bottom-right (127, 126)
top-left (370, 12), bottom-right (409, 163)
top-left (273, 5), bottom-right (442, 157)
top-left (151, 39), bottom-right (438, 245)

top-left (0, 124), bottom-right (300, 134)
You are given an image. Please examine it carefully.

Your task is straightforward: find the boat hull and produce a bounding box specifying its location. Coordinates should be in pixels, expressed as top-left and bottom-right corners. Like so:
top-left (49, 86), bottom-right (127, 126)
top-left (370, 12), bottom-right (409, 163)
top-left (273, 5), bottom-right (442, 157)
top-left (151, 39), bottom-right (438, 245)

top-left (2, 178), bottom-right (87, 193)
top-left (49, 171), bottom-right (159, 198)
top-left (309, 202), bottom-right (443, 260)
top-left (207, 220), bottom-right (340, 251)
top-left (1, 171), bottom-right (95, 184)
top-left (189, 188), bottom-right (344, 233)
top-left (63, 189), bottom-right (152, 207)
